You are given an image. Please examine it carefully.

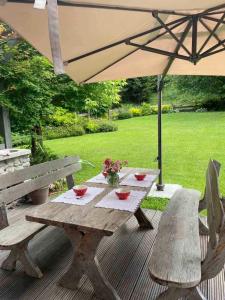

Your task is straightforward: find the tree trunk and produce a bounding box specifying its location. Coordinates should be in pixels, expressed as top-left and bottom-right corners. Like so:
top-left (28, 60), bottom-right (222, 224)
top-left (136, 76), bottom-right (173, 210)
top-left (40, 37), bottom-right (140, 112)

top-left (31, 125), bottom-right (43, 157)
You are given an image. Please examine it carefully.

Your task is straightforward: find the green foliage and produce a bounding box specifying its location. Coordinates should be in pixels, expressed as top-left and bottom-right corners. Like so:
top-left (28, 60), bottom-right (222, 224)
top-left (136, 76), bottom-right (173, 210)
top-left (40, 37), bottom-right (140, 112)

top-left (54, 77), bottom-right (126, 115)
top-left (117, 109), bottom-right (133, 119)
top-left (121, 76), bottom-right (157, 104)
top-left (48, 107), bottom-right (77, 126)
top-left (141, 102), bottom-right (151, 115)
top-left (165, 75), bottom-right (225, 110)
top-left (0, 37), bottom-right (55, 133)
top-left (43, 125), bottom-right (85, 140)
top-left (30, 143), bottom-right (58, 165)
top-left (129, 107), bottom-right (142, 116)
top-left (149, 104), bottom-right (173, 114)
top-left (12, 132), bottom-right (30, 147)
top-left (97, 120), bottom-right (118, 132)
top-left (116, 104), bottom-right (173, 119)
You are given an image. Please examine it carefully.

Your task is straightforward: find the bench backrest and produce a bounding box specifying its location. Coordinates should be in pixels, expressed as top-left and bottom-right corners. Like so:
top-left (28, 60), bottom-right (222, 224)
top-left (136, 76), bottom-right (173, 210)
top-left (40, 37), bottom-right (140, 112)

top-left (0, 156), bottom-right (81, 228)
top-left (201, 159), bottom-right (225, 281)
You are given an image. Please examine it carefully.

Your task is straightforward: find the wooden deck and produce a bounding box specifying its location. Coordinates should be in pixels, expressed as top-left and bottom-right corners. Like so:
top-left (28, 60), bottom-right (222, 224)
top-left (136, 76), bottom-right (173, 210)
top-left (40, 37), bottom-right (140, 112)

top-left (0, 203), bottom-right (224, 300)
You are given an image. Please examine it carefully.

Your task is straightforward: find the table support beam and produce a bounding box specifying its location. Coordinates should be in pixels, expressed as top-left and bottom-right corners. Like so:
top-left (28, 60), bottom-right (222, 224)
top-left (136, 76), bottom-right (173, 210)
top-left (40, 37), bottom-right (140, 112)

top-left (134, 207), bottom-right (154, 229)
top-left (59, 227), bottom-right (121, 300)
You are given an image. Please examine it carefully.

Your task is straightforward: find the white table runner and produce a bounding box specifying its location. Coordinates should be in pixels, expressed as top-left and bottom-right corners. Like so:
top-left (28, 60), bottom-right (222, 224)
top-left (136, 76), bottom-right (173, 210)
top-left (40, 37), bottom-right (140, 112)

top-left (87, 172), bottom-right (126, 184)
top-left (51, 187), bottom-right (104, 206)
top-left (95, 190), bottom-right (146, 212)
top-left (120, 174), bottom-right (157, 188)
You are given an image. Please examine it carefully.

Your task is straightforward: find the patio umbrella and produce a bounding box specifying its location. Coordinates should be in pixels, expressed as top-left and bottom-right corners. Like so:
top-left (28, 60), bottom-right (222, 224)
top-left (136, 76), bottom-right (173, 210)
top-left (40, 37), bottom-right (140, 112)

top-left (1, 0), bottom-right (225, 189)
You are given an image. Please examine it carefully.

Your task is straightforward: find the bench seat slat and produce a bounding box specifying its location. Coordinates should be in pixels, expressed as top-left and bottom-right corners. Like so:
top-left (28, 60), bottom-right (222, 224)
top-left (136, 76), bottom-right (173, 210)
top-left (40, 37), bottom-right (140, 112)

top-left (149, 188), bottom-right (202, 288)
top-left (0, 220), bottom-right (46, 248)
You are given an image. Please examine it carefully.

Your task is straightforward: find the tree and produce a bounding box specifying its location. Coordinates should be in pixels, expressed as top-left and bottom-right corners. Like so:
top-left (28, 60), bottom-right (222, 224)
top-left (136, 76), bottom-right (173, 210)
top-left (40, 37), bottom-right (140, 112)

top-left (53, 77), bottom-right (126, 116)
top-left (166, 75), bottom-right (225, 109)
top-left (0, 29), bottom-right (56, 155)
top-left (121, 76), bottom-right (157, 104)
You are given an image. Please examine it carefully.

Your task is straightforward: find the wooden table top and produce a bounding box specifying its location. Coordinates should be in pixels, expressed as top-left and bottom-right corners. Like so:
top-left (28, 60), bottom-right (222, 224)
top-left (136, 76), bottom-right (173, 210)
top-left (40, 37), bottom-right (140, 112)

top-left (26, 168), bottom-right (159, 236)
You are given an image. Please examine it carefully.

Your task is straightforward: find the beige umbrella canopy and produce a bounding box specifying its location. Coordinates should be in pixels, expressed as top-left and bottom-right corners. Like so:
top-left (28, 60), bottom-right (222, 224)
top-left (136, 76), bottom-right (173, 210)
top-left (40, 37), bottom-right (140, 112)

top-left (1, 0), bottom-right (225, 189)
top-left (1, 1), bottom-right (225, 83)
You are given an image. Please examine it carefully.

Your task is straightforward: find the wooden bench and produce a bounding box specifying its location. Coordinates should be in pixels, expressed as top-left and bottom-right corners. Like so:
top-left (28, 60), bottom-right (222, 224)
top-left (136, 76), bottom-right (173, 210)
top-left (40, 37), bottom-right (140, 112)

top-left (149, 159), bottom-right (225, 300)
top-left (0, 156), bottom-right (81, 278)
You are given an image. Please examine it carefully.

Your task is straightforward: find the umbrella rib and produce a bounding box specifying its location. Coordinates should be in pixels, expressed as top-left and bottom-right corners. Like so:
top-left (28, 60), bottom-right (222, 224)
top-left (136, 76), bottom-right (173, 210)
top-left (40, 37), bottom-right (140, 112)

top-left (80, 19), bottom-right (187, 83)
top-left (198, 17), bottom-right (225, 55)
top-left (162, 19), bottom-right (193, 77)
top-left (126, 41), bottom-right (190, 61)
top-left (7, 0), bottom-right (190, 16)
top-left (152, 12), bottom-right (192, 56)
top-left (199, 36), bottom-right (225, 57)
top-left (202, 15), bottom-right (225, 25)
top-left (202, 3), bottom-right (225, 15)
top-left (199, 45), bottom-right (225, 59)
top-left (65, 16), bottom-right (188, 64)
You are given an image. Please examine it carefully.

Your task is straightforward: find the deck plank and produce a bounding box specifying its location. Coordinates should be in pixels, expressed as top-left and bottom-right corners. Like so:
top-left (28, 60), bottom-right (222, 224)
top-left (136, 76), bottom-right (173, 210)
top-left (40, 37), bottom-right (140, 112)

top-left (0, 206), bottom-right (223, 300)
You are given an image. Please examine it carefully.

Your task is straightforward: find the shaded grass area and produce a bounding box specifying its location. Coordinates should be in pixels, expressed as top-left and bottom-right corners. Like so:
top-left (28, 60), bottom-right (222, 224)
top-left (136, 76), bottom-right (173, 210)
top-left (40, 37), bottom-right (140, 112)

top-left (45, 112), bottom-right (225, 210)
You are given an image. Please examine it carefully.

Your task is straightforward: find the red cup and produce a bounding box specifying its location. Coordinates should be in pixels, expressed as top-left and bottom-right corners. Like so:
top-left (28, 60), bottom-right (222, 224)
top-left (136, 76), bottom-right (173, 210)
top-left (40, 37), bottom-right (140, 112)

top-left (73, 185), bottom-right (88, 197)
top-left (115, 189), bottom-right (130, 200)
top-left (134, 173), bottom-right (146, 181)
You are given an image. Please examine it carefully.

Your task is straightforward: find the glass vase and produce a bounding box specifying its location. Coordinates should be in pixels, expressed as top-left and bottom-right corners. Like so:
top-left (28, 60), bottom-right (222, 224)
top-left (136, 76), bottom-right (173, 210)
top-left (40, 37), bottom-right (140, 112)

top-left (106, 173), bottom-right (120, 188)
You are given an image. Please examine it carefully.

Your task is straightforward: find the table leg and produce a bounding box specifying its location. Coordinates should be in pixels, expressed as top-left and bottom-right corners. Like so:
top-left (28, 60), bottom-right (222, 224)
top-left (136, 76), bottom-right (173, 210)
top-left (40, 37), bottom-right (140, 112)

top-left (134, 207), bottom-right (154, 229)
top-left (59, 228), bottom-right (121, 300)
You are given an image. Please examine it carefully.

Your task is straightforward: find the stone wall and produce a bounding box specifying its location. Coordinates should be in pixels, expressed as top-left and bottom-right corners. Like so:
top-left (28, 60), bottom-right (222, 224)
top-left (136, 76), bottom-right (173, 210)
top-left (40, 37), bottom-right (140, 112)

top-left (0, 149), bottom-right (31, 175)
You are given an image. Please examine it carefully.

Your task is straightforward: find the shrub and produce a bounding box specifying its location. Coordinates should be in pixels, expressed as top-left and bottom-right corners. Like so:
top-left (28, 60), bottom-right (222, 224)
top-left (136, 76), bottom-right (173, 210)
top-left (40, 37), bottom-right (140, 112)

top-left (98, 120), bottom-right (118, 132)
top-left (48, 107), bottom-right (77, 126)
top-left (30, 143), bottom-right (58, 165)
top-left (12, 133), bottom-right (30, 147)
top-left (117, 109), bottom-right (133, 119)
top-left (129, 107), bottom-right (142, 117)
top-left (86, 119), bottom-right (100, 133)
top-left (162, 104), bottom-right (173, 113)
top-left (141, 103), bottom-right (151, 115)
top-left (43, 125), bottom-right (85, 140)
top-left (86, 119), bottom-right (118, 133)
top-left (150, 105), bottom-right (158, 114)
top-left (146, 104), bottom-right (173, 115)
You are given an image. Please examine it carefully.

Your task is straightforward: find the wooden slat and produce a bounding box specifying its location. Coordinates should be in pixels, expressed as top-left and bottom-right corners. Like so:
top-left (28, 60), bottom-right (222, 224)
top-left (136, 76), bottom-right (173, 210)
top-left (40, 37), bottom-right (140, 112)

top-left (0, 156), bottom-right (80, 189)
top-left (149, 188), bottom-right (202, 288)
top-left (0, 163), bottom-right (80, 205)
top-left (117, 210), bottom-right (160, 300)
top-left (0, 220), bottom-right (45, 248)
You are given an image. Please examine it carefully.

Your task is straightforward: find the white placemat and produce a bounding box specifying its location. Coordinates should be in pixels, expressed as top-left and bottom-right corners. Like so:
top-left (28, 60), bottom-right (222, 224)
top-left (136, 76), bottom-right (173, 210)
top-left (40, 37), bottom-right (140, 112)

top-left (95, 190), bottom-right (146, 212)
top-left (51, 187), bottom-right (104, 206)
top-left (120, 174), bottom-right (157, 188)
top-left (87, 172), bottom-right (126, 184)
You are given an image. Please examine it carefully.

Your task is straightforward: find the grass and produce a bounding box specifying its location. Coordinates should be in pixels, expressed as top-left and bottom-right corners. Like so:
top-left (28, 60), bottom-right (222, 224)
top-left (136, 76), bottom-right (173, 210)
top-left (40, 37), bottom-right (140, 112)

top-left (45, 112), bottom-right (225, 210)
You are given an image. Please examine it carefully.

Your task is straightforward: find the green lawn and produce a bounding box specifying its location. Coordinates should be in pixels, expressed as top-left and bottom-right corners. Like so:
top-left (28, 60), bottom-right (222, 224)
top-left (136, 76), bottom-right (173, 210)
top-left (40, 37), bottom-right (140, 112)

top-left (45, 112), bottom-right (225, 209)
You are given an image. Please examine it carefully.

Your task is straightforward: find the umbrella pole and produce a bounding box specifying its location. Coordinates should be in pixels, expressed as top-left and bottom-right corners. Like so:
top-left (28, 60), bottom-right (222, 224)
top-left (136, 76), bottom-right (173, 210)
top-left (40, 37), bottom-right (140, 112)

top-left (156, 75), bottom-right (164, 191)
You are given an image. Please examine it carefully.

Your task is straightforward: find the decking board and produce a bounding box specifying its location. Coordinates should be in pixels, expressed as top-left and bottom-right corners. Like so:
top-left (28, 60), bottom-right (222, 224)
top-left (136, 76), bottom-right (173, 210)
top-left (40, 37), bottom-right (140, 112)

top-left (0, 206), bottom-right (223, 300)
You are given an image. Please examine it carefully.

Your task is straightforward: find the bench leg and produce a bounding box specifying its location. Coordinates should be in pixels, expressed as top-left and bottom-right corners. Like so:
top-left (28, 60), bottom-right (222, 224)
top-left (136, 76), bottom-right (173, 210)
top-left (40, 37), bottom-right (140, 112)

top-left (59, 228), bottom-right (121, 300)
top-left (1, 243), bottom-right (43, 279)
top-left (157, 287), bottom-right (206, 300)
top-left (134, 208), bottom-right (154, 229)
top-left (1, 248), bottom-right (17, 271)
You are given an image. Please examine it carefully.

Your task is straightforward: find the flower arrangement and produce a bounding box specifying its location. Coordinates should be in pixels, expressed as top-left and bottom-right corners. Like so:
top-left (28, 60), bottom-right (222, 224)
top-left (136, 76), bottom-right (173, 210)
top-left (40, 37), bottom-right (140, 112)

top-left (103, 158), bottom-right (128, 187)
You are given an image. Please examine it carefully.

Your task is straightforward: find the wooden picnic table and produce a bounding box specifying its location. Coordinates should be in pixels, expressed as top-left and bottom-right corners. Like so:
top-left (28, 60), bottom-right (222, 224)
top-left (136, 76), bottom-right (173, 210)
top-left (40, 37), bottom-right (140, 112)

top-left (26, 167), bottom-right (159, 300)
